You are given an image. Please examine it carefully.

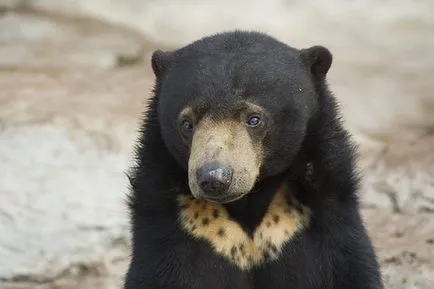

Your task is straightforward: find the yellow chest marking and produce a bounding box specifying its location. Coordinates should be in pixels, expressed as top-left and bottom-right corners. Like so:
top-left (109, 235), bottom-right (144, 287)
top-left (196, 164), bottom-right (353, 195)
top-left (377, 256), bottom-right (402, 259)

top-left (177, 186), bottom-right (310, 270)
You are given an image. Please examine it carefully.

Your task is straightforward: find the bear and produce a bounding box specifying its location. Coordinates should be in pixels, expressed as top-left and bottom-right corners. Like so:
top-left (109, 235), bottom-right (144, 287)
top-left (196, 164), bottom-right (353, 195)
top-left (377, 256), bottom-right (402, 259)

top-left (124, 31), bottom-right (384, 289)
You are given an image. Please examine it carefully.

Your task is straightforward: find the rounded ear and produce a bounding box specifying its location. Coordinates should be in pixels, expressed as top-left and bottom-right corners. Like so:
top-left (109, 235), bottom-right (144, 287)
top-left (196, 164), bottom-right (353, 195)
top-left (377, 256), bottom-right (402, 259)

top-left (300, 46), bottom-right (332, 78)
top-left (151, 50), bottom-right (172, 78)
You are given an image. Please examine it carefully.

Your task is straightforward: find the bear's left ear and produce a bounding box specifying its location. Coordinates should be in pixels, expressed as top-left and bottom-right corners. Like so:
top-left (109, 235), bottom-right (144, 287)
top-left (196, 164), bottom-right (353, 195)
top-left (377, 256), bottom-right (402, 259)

top-left (300, 46), bottom-right (333, 79)
top-left (151, 50), bottom-right (173, 79)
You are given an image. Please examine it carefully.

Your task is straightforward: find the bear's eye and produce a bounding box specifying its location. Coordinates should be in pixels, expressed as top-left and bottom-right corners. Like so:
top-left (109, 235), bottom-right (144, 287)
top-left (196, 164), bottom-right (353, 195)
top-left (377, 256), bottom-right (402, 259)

top-left (246, 115), bottom-right (261, 127)
top-left (180, 118), bottom-right (194, 135)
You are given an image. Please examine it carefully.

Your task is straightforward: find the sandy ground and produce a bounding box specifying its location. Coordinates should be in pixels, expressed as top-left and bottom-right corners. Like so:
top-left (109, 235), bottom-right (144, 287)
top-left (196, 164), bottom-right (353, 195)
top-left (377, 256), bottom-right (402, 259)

top-left (0, 2), bottom-right (433, 289)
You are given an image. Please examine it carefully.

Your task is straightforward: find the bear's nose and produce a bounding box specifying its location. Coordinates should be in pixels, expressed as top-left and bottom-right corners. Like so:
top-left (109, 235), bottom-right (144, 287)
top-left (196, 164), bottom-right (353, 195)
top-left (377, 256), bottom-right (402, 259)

top-left (196, 162), bottom-right (233, 196)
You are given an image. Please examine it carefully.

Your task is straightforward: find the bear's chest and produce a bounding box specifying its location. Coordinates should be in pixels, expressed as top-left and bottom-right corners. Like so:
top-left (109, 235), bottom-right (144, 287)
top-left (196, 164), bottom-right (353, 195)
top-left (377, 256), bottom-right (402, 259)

top-left (177, 185), bottom-right (310, 270)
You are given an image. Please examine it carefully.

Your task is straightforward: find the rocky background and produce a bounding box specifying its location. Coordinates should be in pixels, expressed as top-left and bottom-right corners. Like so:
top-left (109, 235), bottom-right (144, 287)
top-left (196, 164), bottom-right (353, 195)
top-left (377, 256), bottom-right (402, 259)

top-left (0, 0), bottom-right (433, 288)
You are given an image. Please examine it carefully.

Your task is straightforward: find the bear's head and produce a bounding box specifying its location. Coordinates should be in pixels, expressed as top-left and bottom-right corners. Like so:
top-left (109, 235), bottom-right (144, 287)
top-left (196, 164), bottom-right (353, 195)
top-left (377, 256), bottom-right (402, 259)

top-left (152, 32), bottom-right (332, 203)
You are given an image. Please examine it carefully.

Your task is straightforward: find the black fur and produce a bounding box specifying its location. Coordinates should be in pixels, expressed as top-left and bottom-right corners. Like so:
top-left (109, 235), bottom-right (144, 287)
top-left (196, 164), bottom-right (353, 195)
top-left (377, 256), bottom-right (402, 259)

top-left (124, 31), bottom-right (383, 289)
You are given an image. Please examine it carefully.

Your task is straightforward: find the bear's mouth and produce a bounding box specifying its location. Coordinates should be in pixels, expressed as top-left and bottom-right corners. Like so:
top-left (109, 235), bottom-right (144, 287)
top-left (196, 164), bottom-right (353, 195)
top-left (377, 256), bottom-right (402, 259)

top-left (187, 117), bottom-right (262, 203)
top-left (198, 191), bottom-right (249, 204)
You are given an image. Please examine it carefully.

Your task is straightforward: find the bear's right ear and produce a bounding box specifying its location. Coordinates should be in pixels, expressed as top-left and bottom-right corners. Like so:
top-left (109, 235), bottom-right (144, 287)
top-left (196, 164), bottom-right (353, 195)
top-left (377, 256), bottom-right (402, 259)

top-left (300, 46), bottom-right (333, 79)
top-left (151, 50), bottom-right (172, 78)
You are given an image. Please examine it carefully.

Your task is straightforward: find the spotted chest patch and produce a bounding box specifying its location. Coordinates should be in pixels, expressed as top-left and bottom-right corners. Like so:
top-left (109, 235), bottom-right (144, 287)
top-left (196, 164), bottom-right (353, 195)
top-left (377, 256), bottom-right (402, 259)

top-left (177, 185), bottom-right (310, 270)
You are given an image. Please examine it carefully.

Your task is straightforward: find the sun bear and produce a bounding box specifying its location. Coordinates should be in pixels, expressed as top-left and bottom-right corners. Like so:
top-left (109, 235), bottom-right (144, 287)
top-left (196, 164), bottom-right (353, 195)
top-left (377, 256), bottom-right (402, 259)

top-left (124, 31), bottom-right (383, 289)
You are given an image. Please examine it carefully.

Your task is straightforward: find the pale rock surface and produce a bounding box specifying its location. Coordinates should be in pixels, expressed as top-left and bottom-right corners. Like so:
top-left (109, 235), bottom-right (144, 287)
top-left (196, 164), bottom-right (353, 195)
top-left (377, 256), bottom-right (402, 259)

top-left (0, 1), bottom-right (433, 288)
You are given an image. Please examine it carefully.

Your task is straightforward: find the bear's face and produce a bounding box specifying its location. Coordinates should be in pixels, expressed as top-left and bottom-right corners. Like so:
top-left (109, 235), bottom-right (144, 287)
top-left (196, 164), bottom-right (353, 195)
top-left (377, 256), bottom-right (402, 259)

top-left (153, 33), bottom-right (331, 203)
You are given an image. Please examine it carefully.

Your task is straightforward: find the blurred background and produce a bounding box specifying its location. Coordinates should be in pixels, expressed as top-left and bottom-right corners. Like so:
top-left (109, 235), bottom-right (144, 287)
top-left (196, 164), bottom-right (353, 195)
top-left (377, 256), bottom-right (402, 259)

top-left (0, 0), bottom-right (433, 288)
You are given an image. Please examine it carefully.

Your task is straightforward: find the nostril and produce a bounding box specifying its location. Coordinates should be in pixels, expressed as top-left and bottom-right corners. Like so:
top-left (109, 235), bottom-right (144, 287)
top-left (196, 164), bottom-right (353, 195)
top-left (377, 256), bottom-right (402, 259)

top-left (200, 180), bottom-right (225, 193)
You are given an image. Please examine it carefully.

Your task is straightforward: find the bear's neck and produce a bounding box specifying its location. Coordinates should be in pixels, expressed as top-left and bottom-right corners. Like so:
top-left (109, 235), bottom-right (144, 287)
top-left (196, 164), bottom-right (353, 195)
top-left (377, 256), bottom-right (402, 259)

top-left (222, 149), bottom-right (310, 236)
top-left (223, 173), bottom-right (287, 237)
